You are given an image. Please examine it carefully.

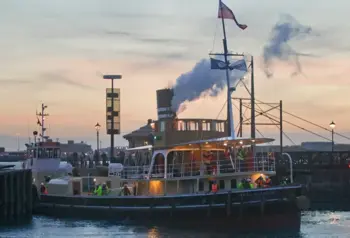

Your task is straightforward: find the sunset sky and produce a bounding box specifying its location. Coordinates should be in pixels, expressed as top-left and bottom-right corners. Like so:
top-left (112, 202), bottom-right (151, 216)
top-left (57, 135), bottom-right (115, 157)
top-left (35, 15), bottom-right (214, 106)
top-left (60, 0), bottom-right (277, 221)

top-left (1, 0), bottom-right (350, 151)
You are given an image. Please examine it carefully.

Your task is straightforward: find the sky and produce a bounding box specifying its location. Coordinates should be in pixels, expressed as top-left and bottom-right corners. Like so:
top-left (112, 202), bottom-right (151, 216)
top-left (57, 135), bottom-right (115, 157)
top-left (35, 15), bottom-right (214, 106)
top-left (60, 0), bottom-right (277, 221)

top-left (0, 0), bottom-right (350, 151)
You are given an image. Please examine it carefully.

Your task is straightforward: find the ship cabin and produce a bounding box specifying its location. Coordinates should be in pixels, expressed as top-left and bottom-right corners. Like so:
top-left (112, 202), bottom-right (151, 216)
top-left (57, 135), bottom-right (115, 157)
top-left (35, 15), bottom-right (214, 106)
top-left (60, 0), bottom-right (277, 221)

top-left (120, 136), bottom-right (276, 196)
top-left (25, 140), bottom-right (63, 188)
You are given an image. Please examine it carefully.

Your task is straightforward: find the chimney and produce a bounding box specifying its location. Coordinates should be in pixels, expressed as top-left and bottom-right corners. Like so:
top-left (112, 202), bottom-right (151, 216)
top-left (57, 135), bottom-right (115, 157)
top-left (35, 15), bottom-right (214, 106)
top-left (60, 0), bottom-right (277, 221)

top-left (156, 88), bottom-right (176, 120)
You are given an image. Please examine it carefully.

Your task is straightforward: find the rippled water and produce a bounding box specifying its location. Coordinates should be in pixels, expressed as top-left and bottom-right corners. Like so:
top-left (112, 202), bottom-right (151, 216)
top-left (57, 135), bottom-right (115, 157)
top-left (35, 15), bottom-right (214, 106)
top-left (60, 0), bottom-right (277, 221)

top-left (0, 211), bottom-right (349, 238)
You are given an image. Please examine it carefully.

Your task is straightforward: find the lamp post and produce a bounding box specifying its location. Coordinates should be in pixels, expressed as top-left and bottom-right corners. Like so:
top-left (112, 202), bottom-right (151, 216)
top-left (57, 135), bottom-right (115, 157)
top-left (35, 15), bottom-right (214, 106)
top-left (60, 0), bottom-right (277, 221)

top-left (16, 133), bottom-right (20, 152)
top-left (103, 74), bottom-right (122, 159)
top-left (329, 121), bottom-right (336, 153)
top-left (95, 123), bottom-right (101, 154)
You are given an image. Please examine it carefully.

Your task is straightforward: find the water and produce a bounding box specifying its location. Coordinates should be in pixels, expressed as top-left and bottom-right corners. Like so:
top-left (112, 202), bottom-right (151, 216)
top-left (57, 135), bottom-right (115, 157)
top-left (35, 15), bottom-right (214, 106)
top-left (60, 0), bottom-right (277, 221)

top-left (0, 211), bottom-right (349, 238)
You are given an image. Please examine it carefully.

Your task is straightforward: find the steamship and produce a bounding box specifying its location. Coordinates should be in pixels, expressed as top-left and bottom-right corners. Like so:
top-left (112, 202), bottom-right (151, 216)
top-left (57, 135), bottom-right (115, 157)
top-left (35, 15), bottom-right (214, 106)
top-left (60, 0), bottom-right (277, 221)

top-left (27, 89), bottom-right (308, 233)
top-left (29, 1), bottom-right (308, 233)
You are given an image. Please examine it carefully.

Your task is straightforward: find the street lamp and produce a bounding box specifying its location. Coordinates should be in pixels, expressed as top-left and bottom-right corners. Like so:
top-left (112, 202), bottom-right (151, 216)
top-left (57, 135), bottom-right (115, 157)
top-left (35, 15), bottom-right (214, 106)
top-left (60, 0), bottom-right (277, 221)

top-left (329, 121), bottom-right (336, 152)
top-left (95, 122), bottom-right (101, 153)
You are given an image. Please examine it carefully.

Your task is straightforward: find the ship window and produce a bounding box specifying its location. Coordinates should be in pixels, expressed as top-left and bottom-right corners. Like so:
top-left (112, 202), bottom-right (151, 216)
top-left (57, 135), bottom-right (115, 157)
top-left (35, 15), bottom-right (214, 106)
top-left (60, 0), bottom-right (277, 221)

top-left (216, 122), bottom-right (225, 132)
top-left (202, 122), bottom-right (210, 131)
top-left (188, 121), bottom-right (198, 131)
top-left (177, 121), bottom-right (185, 131)
top-left (160, 121), bottom-right (165, 132)
top-left (219, 180), bottom-right (225, 189)
top-left (230, 179), bottom-right (237, 188)
top-left (198, 180), bottom-right (204, 192)
top-left (53, 148), bottom-right (60, 158)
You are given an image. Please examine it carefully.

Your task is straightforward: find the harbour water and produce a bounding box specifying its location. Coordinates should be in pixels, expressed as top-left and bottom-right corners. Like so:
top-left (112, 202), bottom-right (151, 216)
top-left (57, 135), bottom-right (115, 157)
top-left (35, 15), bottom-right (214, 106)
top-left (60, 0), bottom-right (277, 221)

top-left (0, 211), bottom-right (348, 238)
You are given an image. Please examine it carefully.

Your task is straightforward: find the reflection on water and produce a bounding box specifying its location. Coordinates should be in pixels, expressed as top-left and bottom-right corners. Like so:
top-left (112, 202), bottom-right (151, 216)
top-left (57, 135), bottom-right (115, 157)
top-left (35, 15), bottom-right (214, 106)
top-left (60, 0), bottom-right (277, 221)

top-left (1, 211), bottom-right (350, 238)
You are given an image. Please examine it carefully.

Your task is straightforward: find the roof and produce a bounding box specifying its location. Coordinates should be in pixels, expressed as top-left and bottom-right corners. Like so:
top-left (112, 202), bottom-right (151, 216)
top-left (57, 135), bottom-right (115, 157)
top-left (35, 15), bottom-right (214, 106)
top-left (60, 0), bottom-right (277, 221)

top-left (60, 142), bottom-right (93, 153)
top-left (123, 124), bottom-right (153, 139)
top-left (169, 137), bottom-right (274, 150)
top-left (126, 145), bottom-right (152, 151)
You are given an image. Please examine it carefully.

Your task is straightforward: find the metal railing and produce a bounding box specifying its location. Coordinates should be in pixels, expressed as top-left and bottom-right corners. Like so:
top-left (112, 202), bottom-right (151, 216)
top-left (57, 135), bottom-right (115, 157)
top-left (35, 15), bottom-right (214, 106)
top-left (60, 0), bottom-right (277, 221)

top-left (120, 156), bottom-right (275, 179)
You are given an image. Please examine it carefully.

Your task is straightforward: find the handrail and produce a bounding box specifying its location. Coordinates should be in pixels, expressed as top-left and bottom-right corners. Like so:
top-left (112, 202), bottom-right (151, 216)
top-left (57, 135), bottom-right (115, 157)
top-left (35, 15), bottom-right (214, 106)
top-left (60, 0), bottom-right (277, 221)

top-left (282, 153), bottom-right (293, 183)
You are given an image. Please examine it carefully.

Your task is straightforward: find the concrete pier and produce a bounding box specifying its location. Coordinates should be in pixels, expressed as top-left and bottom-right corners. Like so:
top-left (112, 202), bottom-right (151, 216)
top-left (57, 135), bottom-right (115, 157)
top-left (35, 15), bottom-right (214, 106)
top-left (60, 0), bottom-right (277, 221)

top-left (0, 167), bottom-right (32, 225)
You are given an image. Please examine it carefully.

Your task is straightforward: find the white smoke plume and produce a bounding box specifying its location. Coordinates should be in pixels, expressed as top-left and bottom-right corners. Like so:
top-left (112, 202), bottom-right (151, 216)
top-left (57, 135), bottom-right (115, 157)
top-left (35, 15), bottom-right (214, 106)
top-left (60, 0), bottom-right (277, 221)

top-left (171, 58), bottom-right (246, 114)
top-left (263, 14), bottom-right (314, 78)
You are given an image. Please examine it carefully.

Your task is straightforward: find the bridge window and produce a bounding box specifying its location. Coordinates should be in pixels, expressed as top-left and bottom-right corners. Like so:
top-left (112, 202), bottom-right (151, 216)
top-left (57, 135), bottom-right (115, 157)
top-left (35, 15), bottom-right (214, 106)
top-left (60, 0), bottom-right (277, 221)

top-left (188, 121), bottom-right (198, 131)
top-left (53, 148), bottom-right (60, 158)
top-left (202, 121), bottom-right (211, 131)
top-left (216, 122), bottom-right (225, 132)
top-left (177, 121), bottom-right (185, 131)
top-left (160, 121), bottom-right (165, 132)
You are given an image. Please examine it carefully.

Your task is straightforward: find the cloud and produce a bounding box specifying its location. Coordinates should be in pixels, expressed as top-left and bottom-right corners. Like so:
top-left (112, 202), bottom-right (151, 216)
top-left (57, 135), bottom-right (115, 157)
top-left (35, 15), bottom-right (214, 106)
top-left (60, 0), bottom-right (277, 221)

top-left (0, 71), bottom-right (94, 90)
top-left (0, 79), bottom-right (32, 85)
top-left (36, 71), bottom-right (94, 90)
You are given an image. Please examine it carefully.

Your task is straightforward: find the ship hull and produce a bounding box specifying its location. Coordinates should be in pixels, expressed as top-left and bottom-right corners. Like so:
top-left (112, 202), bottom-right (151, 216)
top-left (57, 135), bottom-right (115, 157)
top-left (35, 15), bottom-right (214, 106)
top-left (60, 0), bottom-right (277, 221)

top-left (34, 186), bottom-right (305, 233)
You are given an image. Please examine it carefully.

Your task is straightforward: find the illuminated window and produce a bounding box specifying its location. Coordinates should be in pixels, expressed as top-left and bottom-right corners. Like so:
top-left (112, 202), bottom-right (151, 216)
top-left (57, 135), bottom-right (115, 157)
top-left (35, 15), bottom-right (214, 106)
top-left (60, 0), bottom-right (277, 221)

top-left (188, 121), bottom-right (198, 131)
top-left (160, 121), bottom-right (165, 132)
top-left (216, 122), bottom-right (225, 132)
top-left (177, 121), bottom-right (185, 131)
top-left (202, 121), bottom-right (210, 131)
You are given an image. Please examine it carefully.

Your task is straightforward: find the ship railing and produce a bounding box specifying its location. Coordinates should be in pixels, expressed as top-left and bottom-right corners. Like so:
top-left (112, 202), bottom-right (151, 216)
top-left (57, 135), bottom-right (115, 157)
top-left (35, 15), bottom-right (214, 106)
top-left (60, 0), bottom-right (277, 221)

top-left (121, 156), bottom-right (275, 179)
top-left (120, 165), bottom-right (151, 179)
top-left (166, 156), bottom-right (275, 178)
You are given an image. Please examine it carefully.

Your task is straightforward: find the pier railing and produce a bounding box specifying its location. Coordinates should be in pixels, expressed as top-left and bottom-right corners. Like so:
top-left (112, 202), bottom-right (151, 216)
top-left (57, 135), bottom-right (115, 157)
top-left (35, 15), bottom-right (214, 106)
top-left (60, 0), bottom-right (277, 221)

top-left (121, 156), bottom-right (275, 179)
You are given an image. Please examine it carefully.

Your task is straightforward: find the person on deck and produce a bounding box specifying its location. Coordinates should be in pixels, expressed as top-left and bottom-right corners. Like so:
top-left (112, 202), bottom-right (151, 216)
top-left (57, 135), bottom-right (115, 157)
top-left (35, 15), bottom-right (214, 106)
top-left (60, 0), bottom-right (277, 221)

top-left (255, 176), bottom-right (265, 188)
top-left (102, 183), bottom-right (110, 195)
top-left (246, 178), bottom-right (254, 189)
top-left (238, 178), bottom-right (252, 189)
top-left (94, 184), bottom-right (103, 196)
top-left (40, 183), bottom-right (48, 194)
top-left (264, 176), bottom-right (272, 187)
top-left (120, 184), bottom-right (131, 196)
top-left (211, 181), bottom-right (218, 193)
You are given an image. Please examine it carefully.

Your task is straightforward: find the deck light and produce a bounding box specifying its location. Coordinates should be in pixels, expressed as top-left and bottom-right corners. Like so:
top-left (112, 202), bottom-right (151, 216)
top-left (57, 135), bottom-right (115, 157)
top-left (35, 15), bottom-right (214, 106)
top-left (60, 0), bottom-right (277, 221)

top-left (239, 140), bottom-right (243, 145)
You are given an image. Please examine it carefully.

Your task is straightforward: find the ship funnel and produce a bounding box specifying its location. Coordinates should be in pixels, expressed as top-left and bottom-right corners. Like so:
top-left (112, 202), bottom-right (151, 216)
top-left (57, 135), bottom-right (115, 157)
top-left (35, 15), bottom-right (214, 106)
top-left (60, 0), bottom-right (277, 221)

top-left (156, 88), bottom-right (176, 120)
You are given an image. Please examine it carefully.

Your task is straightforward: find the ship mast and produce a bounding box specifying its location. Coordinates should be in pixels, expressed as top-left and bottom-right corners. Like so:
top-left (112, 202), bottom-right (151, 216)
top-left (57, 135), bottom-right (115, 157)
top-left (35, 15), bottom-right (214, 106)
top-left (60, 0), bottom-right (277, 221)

top-left (219, 1), bottom-right (235, 138)
top-left (36, 103), bottom-right (49, 142)
top-left (210, 0), bottom-right (255, 140)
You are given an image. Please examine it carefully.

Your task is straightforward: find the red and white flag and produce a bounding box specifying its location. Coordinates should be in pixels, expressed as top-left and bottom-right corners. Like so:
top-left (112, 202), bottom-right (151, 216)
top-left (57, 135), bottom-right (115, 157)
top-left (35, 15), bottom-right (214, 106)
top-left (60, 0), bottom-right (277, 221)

top-left (218, 0), bottom-right (247, 30)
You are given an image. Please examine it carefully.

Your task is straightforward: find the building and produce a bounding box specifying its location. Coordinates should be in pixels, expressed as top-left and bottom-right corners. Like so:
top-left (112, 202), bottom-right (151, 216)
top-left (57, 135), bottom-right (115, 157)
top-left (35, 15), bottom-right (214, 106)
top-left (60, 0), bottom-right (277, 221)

top-left (123, 119), bottom-right (154, 148)
top-left (60, 140), bottom-right (93, 157)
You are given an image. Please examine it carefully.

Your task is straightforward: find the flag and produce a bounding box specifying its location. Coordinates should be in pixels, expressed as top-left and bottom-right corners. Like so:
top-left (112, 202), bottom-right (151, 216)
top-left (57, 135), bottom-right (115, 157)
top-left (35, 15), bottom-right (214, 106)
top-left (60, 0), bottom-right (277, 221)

top-left (228, 59), bottom-right (247, 71)
top-left (218, 1), bottom-right (247, 30)
top-left (37, 117), bottom-right (42, 126)
top-left (210, 58), bottom-right (227, 70)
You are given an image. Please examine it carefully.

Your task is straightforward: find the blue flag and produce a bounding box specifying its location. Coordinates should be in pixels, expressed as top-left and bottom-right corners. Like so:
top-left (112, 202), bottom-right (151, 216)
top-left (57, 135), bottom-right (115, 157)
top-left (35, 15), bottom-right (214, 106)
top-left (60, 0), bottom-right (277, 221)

top-left (210, 58), bottom-right (227, 70)
top-left (228, 59), bottom-right (247, 71)
top-left (210, 58), bottom-right (247, 72)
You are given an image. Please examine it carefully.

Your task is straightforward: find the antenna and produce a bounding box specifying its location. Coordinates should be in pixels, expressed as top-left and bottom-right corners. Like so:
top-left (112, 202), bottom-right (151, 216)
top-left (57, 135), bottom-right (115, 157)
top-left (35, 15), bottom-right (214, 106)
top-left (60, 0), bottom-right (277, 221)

top-left (36, 103), bottom-right (49, 142)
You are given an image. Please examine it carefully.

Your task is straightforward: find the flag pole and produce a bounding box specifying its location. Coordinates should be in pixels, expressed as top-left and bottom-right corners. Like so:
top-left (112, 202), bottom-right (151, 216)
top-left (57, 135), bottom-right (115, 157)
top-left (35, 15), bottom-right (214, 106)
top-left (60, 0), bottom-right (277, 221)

top-left (219, 0), bottom-right (235, 138)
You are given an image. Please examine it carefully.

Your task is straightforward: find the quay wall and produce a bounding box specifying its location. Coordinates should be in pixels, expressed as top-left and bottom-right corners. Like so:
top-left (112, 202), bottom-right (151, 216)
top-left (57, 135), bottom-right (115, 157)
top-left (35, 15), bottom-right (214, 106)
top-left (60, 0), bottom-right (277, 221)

top-left (276, 151), bottom-right (350, 210)
top-left (0, 169), bottom-right (32, 225)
